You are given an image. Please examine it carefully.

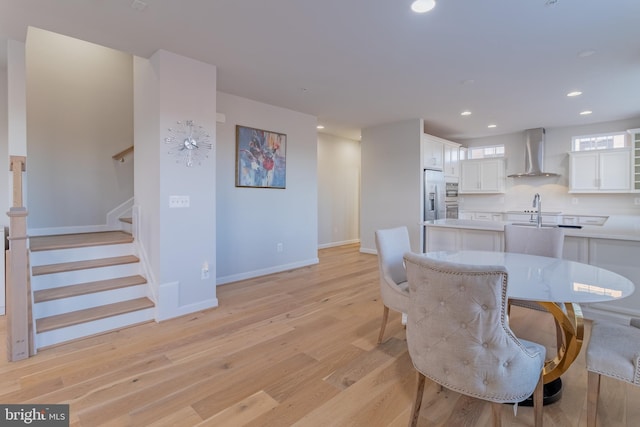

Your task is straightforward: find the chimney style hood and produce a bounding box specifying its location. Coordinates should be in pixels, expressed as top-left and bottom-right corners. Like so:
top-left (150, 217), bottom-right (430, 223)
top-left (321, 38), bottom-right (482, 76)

top-left (508, 127), bottom-right (560, 178)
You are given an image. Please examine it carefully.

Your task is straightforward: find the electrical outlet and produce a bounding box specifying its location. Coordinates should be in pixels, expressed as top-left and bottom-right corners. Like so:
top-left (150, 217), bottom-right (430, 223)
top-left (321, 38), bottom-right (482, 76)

top-left (169, 195), bottom-right (190, 208)
top-left (201, 261), bottom-right (209, 280)
top-left (571, 197), bottom-right (579, 205)
top-left (635, 198), bottom-right (640, 206)
top-left (277, 243), bottom-right (283, 253)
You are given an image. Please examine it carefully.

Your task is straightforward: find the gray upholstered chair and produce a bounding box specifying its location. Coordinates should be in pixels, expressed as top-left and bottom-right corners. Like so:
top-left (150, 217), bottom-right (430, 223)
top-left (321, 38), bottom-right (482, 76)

top-left (404, 252), bottom-right (545, 427)
top-left (374, 226), bottom-right (411, 344)
top-left (586, 318), bottom-right (640, 427)
top-left (504, 224), bottom-right (565, 350)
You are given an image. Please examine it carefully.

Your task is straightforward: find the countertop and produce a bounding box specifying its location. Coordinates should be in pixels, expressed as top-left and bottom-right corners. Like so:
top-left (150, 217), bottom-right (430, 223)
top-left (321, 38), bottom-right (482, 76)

top-left (422, 215), bottom-right (640, 242)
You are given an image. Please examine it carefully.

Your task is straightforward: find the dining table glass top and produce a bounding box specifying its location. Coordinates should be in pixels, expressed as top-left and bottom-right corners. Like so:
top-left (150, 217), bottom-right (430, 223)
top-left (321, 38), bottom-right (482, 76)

top-left (422, 250), bottom-right (635, 303)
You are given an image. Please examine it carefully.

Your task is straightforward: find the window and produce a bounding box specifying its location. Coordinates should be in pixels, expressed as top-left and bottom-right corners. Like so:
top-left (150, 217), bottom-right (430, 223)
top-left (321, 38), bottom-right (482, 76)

top-left (466, 145), bottom-right (505, 159)
top-left (572, 132), bottom-right (627, 151)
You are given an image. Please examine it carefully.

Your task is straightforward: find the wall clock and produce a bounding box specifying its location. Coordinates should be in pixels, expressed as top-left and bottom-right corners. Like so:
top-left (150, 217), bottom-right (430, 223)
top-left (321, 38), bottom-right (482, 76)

top-left (164, 120), bottom-right (212, 167)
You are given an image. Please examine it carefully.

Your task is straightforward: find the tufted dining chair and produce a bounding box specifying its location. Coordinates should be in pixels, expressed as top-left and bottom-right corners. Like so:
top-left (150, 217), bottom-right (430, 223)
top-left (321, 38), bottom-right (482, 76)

top-left (585, 318), bottom-right (640, 427)
top-left (504, 224), bottom-right (565, 351)
top-left (403, 252), bottom-right (545, 427)
top-left (374, 226), bottom-right (411, 344)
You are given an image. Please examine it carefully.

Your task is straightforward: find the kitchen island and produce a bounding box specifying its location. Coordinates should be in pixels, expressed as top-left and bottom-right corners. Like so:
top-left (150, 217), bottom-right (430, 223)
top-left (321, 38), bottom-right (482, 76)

top-left (422, 215), bottom-right (640, 322)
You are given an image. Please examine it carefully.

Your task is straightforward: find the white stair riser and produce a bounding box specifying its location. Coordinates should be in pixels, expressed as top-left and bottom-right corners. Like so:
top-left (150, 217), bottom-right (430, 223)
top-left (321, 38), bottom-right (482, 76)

top-left (35, 308), bottom-right (155, 349)
top-left (30, 243), bottom-right (135, 265)
top-left (34, 285), bottom-right (148, 318)
top-left (32, 263), bottom-right (141, 290)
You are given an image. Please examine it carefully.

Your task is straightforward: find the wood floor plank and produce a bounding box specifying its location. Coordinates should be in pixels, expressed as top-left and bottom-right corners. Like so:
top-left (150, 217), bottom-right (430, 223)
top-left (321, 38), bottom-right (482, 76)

top-left (197, 390), bottom-right (279, 427)
top-left (0, 243), bottom-right (637, 426)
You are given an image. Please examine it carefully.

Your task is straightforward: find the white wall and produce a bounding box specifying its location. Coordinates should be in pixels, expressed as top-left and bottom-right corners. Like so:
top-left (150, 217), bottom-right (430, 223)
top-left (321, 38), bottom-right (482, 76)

top-left (25, 28), bottom-right (134, 229)
top-left (215, 92), bottom-right (318, 285)
top-left (360, 119), bottom-right (423, 253)
top-left (135, 50), bottom-right (218, 320)
top-left (459, 117), bottom-right (640, 215)
top-left (3, 39), bottom-right (28, 317)
top-left (0, 56), bottom-right (6, 315)
top-left (317, 133), bottom-right (360, 248)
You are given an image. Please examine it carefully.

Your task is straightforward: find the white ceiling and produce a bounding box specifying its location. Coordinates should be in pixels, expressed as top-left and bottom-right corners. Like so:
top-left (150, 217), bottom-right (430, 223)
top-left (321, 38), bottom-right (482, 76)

top-left (1, 0), bottom-right (639, 141)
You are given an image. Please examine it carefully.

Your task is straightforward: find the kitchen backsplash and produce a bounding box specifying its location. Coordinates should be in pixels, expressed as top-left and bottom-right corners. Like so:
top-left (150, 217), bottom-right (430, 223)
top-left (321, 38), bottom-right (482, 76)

top-left (460, 184), bottom-right (640, 216)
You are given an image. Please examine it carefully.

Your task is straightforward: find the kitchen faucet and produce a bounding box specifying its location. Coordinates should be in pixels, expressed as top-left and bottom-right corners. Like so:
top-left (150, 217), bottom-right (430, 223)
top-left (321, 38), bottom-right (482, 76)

top-left (533, 193), bottom-right (542, 228)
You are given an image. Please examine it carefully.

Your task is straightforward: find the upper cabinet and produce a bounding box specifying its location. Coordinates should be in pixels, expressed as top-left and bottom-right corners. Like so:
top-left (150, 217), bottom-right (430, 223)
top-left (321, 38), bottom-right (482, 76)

top-left (460, 159), bottom-right (506, 193)
top-left (422, 133), bottom-right (461, 178)
top-left (568, 148), bottom-right (632, 193)
top-left (443, 141), bottom-right (461, 178)
top-left (422, 133), bottom-right (444, 170)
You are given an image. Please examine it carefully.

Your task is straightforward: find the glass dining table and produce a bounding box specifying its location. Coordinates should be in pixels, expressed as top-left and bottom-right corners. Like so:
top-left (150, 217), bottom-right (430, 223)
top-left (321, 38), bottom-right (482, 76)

top-left (421, 250), bottom-right (636, 391)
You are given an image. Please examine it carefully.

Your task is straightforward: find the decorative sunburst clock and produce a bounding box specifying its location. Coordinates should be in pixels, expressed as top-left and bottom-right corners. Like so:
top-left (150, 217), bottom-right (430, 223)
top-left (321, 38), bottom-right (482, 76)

top-left (164, 120), bottom-right (213, 167)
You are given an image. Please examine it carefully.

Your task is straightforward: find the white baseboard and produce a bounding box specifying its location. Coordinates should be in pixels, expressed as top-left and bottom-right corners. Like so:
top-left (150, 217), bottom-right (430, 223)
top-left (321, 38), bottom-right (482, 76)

top-left (318, 239), bottom-right (360, 249)
top-left (360, 247), bottom-right (376, 255)
top-left (155, 280), bottom-right (218, 321)
top-left (216, 257), bottom-right (320, 286)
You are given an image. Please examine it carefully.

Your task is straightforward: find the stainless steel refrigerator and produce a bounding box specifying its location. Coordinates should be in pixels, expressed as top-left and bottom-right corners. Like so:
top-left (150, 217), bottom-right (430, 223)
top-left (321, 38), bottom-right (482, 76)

top-left (423, 169), bottom-right (446, 222)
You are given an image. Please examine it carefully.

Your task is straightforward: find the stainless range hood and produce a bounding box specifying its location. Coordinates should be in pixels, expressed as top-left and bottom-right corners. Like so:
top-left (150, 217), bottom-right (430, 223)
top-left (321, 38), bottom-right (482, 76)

top-left (508, 127), bottom-right (560, 177)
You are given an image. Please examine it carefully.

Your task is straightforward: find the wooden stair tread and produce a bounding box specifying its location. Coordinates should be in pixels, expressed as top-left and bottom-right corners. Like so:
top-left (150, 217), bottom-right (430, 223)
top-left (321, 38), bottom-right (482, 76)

top-left (36, 297), bottom-right (154, 333)
top-left (32, 255), bottom-right (139, 276)
top-left (34, 275), bottom-right (147, 303)
top-left (119, 217), bottom-right (133, 224)
top-left (30, 231), bottom-right (133, 252)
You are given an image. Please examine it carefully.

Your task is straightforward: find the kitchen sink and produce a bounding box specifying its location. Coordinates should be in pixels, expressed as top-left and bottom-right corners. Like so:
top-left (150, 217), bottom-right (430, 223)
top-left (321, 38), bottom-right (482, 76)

top-left (510, 222), bottom-right (582, 229)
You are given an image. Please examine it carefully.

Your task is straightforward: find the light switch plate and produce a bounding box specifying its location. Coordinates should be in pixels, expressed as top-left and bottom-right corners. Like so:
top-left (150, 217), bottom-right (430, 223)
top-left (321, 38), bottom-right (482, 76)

top-left (169, 195), bottom-right (190, 208)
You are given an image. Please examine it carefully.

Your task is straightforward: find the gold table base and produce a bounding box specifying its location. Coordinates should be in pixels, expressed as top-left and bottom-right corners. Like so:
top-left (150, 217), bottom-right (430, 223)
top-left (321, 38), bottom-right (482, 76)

top-left (537, 302), bottom-right (584, 384)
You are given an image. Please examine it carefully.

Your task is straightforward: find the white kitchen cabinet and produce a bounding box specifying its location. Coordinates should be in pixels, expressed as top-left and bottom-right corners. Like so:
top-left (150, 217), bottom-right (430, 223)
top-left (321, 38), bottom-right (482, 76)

top-left (587, 238), bottom-right (640, 315)
top-left (569, 148), bottom-right (632, 193)
top-left (424, 226), bottom-right (502, 252)
top-left (472, 212), bottom-right (503, 222)
top-left (460, 229), bottom-right (502, 251)
top-left (562, 236), bottom-right (588, 263)
top-left (459, 159), bottom-right (505, 193)
top-left (424, 227), bottom-right (459, 252)
top-left (443, 141), bottom-right (461, 178)
top-left (423, 134), bottom-right (444, 170)
top-left (629, 128), bottom-right (640, 191)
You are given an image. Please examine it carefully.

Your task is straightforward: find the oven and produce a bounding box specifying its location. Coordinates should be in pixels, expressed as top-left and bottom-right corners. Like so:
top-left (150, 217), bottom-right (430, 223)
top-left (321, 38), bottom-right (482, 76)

top-left (445, 202), bottom-right (459, 219)
top-left (445, 181), bottom-right (459, 219)
top-left (445, 182), bottom-right (459, 200)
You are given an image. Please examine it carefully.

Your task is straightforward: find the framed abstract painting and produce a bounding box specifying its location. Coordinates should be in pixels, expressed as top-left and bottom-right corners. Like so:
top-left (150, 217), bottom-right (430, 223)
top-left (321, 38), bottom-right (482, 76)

top-left (235, 125), bottom-right (287, 189)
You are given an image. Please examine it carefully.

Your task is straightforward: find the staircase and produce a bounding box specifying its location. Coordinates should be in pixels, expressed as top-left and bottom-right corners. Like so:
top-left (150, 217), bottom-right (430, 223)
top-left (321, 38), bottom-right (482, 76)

top-left (29, 229), bottom-right (154, 349)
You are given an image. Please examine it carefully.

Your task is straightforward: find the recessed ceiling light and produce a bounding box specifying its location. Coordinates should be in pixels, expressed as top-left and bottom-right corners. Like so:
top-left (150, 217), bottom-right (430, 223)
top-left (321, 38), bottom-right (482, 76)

top-left (317, 125), bottom-right (325, 130)
top-left (578, 49), bottom-right (596, 58)
top-left (461, 111), bottom-right (472, 116)
top-left (488, 124), bottom-right (497, 128)
top-left (411, 0), bottom-right (436, 13)
top-left (567, 91), bottom-right (582, 97)
top-left (580, 110), bottom-right (593, 116)
top-left (131, 0), bottom-right (148, 11)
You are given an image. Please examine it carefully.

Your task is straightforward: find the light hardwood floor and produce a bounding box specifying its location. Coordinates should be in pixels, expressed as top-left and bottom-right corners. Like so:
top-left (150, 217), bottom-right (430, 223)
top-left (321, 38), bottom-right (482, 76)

top-left (1, 243), bottom-right (638, 426)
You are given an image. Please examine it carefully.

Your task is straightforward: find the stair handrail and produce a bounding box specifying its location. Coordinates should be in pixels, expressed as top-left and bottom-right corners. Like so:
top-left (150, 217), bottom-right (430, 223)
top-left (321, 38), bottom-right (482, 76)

top-left (112, 146), bottom-right (134, 162)
top-left (6, 155), bottom-right (33, 361)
